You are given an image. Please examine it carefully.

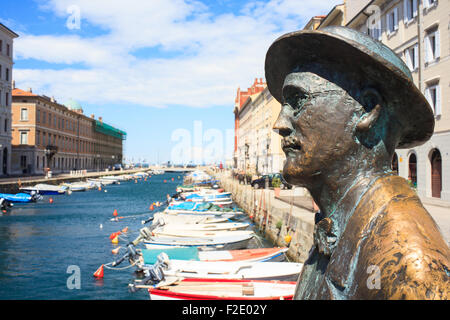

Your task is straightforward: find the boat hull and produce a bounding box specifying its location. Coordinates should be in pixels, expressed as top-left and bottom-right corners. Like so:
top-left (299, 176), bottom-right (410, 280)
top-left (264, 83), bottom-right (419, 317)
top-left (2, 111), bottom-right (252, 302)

top-left (148, 278), bottom-right (295, 300)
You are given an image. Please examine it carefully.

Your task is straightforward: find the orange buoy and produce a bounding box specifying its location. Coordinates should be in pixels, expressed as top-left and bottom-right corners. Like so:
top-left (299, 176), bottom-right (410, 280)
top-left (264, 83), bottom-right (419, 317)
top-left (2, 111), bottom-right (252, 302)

top-left (109, 231), bottom-right (122, 240)
top-left (122, 227), bottom-right (128, 233)
top-left (163, 180), bottom-right (167, 183)
top-left (93, 265), bottom-right (104, 278)
top-left (149, 204), bottom-right (154, 211)
top-left (49, 198), bottom-right (53, 204)
top-left (98, 186), bottom-right (102, 191)
top-left (113, 209), bottom-right (118, 217)
top-left (111, 247), bottom-right (121, 255)
top-left (171, 178), bottom-right (174, 181)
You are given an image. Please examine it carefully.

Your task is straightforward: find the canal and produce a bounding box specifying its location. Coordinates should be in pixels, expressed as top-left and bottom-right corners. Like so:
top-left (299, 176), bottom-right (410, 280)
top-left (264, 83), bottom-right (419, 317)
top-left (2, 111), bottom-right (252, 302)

top-left (0, 172), bottom-right (186, 300)
top-left (0, 172), bottom-right (267, 300)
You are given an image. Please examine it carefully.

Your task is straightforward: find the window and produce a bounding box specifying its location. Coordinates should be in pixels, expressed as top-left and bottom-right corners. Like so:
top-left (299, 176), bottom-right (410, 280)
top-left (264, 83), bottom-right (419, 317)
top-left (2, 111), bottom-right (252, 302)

top-left (20, 155), bottom-right (27, 168)
top-left (36, 131), bottom-right (40, 145)
top-left (0, 40), bottom-right (2, 52)
top-left (425, 83), bottom-right (441, 116)
top-left (5, 68), bottom-right (9, 81)
top-left (48, 113), bottom-right (51, 125)
top-left (386, 7), bottom-right (399, 34)
top-left (0, 65), bottom-right (2, 80)
top-left (404, 0), bottom-right (417, 23)
top-left (6, 44), bottom-right (10, 57)
top-left (20, 131), bottom-right (28, 145)
top-left (4, 118), bottom-right (7, 132)
top-left (404, 44), bottom-right (418, 71)
top-left (21, 108), bottom-right (28, 121)
top-left (42, 111), bottom-right (46, 124)
top-left (37, 109), bottom-right (40, 123)
top-left (425, 29), bottom-right (440, 63)
top-left (43, 132), bottom-right (46, 146)
top-left (5, 92), bottom-right (9, 106)
top-left (424, 0), bottom-right (438, 9)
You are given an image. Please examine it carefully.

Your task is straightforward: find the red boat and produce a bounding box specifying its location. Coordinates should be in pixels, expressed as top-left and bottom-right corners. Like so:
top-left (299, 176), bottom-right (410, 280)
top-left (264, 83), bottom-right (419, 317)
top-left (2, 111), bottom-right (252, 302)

top-left (148, 278), bottom-right (296, 300)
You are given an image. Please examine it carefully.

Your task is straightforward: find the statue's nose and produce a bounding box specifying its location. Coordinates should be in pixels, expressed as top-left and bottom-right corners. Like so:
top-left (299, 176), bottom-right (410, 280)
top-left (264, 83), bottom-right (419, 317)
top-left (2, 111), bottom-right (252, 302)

top-left (273, 106), bottom-right (294, 137)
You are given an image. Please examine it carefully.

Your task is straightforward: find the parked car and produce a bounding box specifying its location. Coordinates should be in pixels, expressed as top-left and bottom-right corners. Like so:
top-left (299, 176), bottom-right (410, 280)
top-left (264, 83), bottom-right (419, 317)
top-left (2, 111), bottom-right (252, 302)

top-left (251, 173), bottom-right (293, 189)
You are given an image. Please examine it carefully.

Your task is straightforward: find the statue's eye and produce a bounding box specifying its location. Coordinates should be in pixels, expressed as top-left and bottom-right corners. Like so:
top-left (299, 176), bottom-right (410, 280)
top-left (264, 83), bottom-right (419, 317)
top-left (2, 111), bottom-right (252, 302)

top-left (286, 92), bottom-right (308, 111)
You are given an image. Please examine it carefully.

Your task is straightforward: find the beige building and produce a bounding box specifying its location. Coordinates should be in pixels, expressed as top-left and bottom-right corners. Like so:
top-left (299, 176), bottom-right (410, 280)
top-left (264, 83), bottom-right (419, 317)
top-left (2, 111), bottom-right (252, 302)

top-left (0, 23), bottom-right (18, 176)
top-left (343, 0), bottom-right (450, 200)
top-left (234, 79), bottom-right (285, 176)
top-left (11, 86), bottom-right (126, 175)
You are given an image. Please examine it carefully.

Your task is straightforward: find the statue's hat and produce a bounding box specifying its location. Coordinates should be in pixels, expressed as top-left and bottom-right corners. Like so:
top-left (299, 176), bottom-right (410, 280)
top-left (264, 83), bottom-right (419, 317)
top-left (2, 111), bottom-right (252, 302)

top-left (265, 26), bottom-right (434, 148)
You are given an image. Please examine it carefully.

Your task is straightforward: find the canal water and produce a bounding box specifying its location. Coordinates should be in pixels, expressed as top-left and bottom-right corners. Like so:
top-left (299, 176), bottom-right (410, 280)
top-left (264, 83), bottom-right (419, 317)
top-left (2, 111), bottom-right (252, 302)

top-left (0, 172), bottom-right (266, 300)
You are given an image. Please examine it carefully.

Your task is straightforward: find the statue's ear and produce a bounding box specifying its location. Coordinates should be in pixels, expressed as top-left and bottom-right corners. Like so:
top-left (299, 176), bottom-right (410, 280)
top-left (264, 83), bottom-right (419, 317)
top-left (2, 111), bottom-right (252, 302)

top-left (356, 88), bottom-right (383, 133)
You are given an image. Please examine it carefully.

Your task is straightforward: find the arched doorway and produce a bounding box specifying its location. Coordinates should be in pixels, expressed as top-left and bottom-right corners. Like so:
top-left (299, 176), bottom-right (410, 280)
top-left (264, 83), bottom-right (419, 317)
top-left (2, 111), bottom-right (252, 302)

top-left (431, 149), bottom-right (442, 198)
top-left (408, 153), bottom-right (417, 188)
top-left (2, 147), bottom-right (7, 175)
top-left (391, 153), bottom-right (398, 175)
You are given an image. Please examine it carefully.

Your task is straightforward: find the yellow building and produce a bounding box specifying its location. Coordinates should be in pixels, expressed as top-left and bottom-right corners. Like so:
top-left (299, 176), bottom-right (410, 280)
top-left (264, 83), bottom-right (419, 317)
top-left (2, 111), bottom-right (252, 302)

top-left (344, 0), bottom-right (450, 201)
top-left (234, 79), bottom-right (285, 176)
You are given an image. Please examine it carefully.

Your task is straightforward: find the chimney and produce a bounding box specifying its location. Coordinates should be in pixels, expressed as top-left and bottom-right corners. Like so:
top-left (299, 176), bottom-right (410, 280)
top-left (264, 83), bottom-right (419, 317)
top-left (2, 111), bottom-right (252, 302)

top-left (99, 117), bottom-right (103, 123)
top-left (90, 114), bottom-right (95, 119)
top-left (27, 87), bottom-right (32, 93)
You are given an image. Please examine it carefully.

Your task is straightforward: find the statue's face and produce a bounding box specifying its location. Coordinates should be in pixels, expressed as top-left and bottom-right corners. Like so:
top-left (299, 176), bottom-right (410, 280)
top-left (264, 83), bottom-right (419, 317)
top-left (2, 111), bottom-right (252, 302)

top-left (274, 71), bottom-right (361, 186)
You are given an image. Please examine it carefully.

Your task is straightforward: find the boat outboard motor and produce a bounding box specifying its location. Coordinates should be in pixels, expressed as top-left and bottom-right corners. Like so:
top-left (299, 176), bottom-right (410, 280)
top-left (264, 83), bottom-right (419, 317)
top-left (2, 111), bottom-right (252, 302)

top-left (111, 244), bottom-right (140, 267)
top-left (128, 257), bottom-right (166, 293)
top-left (0, 198), bottom-right (13, 211)
top-left (130, 220), bottom-right (163, 246)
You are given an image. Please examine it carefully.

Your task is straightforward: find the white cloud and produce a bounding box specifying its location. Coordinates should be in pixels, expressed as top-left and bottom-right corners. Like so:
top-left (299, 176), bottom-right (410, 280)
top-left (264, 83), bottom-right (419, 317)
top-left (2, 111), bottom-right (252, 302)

top-left (13, 0), bottom-right (342, 108)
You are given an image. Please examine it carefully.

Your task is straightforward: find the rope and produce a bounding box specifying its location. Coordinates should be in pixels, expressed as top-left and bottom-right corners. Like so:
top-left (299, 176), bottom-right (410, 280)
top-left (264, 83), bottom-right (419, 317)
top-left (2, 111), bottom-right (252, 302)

top-left (104, 260), bottom-right (137, 271)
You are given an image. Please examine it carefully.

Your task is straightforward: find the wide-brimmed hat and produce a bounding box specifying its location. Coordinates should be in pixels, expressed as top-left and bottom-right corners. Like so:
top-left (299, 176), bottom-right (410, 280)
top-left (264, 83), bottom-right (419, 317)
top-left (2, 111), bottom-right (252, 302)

top-left (265, 26), bottom-right (434, 149)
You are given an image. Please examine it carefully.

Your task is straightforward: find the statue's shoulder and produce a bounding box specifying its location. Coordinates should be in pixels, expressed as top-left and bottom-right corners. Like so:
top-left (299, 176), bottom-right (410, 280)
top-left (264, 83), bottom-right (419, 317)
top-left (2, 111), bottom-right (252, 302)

top-left (351, 175), bottom-right (449, 299)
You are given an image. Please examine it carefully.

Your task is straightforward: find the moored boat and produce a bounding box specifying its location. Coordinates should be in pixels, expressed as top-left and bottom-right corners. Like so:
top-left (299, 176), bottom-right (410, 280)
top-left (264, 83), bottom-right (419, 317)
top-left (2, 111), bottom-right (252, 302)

top-left (20, 183), bottom-right (67, 195)
top-left (143, 233), bottom-right (253, 250)
top-left (140, 247), bottom-right (289, 264)
top-left (140, 254), bottom-right (302, 281)
top-left (147, 278), bottom-right (296, 300)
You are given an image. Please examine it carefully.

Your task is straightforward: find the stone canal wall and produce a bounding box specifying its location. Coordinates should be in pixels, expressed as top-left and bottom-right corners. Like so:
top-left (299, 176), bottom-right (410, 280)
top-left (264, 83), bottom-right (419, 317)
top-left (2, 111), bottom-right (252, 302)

top-left (216, 171), bottom-right (315, 263)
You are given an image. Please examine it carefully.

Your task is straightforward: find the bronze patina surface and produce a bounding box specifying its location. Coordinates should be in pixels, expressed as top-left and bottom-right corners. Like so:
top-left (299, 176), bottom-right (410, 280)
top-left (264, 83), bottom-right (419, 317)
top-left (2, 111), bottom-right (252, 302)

top-left (265, 26), bottom-right (449, 299)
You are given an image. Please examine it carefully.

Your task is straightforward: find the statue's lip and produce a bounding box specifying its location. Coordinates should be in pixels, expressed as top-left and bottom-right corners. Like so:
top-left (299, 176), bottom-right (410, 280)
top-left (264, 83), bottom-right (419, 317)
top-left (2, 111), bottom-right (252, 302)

top-left (282, 144), bottom-right (301, 153)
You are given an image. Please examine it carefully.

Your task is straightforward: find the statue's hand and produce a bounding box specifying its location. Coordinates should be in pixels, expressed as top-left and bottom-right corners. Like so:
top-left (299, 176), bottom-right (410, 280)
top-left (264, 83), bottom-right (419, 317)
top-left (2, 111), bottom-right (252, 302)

top-left (314, 217), bottom-right (337, 257)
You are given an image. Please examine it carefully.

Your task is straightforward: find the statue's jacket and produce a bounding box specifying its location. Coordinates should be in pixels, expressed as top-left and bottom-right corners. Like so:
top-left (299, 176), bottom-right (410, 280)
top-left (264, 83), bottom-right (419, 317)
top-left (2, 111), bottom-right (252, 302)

top-left (295, 175), bottom-right (449, 300)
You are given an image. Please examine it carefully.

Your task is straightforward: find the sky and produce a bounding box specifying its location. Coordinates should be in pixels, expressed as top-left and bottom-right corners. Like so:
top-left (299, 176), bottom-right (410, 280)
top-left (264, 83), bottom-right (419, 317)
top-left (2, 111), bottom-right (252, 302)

top-left (1, 0), bottom-right (342, 165)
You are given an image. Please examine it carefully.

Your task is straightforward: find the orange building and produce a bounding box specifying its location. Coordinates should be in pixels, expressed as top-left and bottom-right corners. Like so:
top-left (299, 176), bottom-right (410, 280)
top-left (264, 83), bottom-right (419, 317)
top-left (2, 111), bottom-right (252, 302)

top-left (11, 86), bottom-right (126, 175)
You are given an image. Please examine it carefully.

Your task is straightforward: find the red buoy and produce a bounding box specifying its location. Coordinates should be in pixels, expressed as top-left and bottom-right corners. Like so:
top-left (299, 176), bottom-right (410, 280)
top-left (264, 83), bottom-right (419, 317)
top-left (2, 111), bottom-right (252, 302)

top-left (113, 209), bottom-right (118, 217)
top-left (93, 265), bottom-right (104, 278)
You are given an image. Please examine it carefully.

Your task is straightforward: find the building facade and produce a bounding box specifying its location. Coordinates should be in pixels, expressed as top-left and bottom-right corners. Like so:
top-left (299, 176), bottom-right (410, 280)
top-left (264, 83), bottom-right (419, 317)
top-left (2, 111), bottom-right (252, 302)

top-left (233, 79), bottom-right (285, 176)
top-left (0, 23), bottom-right (18, 176)
top-left (11, 87), bottom-right (126, 175)
top-left (344, 0), bottom-right (450, 201)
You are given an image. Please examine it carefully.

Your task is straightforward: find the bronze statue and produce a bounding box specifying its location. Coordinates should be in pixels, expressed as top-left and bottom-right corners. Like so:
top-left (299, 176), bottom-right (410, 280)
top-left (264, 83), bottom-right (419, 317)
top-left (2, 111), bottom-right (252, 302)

top-left (265, 26), bottom-right (449, 299)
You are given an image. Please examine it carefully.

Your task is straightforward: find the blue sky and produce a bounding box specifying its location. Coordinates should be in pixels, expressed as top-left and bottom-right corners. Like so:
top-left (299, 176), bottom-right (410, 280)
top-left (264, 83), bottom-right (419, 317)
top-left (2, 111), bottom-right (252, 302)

top-left (1, 0), bottom-right (341, 164)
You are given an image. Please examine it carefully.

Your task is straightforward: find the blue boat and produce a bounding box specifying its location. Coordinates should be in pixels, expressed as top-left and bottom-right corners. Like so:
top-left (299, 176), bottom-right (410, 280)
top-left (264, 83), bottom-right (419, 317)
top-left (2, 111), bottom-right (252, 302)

top-left (0, 192), bottom-right (39, 203)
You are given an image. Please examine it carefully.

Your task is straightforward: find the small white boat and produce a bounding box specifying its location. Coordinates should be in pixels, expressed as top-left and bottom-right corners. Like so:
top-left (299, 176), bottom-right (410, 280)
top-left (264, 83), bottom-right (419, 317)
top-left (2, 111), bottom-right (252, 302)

top-left (154, 221), bottom-right (249, 233)
top-left (151, 229), bottom-right (254, 239)
top-left (144, 233), bottom-right (253, 250)
top-left (142, 254), bottom-right (302, 281)
top-left (152, 213), bottom-right (230, 225)
top-left (147, 278), bottom-right (296, 300)
top-left (20, 184), bottom-right (67, 195)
